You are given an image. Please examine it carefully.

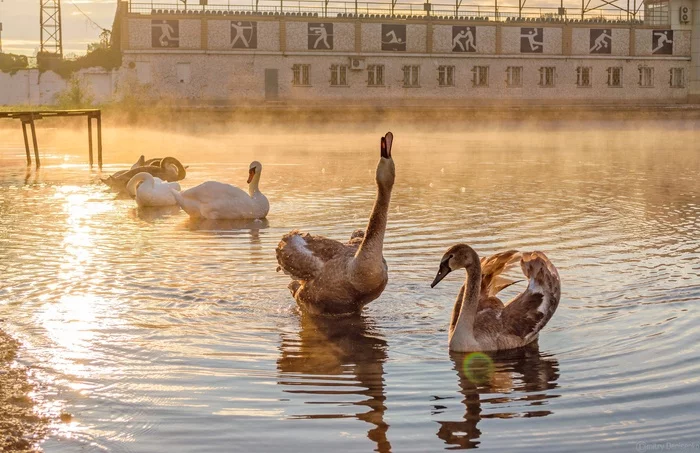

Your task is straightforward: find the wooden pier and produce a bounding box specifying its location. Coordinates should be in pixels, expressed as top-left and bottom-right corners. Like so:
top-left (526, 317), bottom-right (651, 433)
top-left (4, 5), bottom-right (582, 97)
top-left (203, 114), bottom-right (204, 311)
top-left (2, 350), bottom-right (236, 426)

top-left (0, 109), bottom-right (103, 169)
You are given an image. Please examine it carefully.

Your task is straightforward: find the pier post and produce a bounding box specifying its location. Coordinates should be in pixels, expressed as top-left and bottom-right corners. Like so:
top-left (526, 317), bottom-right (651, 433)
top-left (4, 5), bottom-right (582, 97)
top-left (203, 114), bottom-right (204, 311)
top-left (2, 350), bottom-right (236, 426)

top-left (96, 112), bottom-right (103, 169)
top-left (87, 115), bottom-right (94, 168)
top-left (29, 117), bottom-right (40, 168)
top-left (21, 121), bottom-right (31, 165)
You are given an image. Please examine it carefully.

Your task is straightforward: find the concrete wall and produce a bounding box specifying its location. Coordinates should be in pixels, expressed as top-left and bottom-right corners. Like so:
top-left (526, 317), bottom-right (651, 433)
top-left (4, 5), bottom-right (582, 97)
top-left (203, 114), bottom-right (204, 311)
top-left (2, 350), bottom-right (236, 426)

top-left (124, 14), bottom-right (692, 57)
top-left (118, 53), bottom-right (690, 104)
top-left (0, 69), bottom-right (118, 106)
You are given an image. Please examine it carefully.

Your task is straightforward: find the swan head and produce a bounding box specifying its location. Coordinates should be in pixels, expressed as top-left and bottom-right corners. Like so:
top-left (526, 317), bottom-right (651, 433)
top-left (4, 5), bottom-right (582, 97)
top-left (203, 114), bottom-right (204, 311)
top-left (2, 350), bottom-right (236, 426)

top-left (159, 157), bottom-right (187, 181)
top-left (377, 132), bottom-right (395, 189)
top-left (248, 161), bottom-right (263, 184)
top-left (431, 244), bottom-right (480, 288)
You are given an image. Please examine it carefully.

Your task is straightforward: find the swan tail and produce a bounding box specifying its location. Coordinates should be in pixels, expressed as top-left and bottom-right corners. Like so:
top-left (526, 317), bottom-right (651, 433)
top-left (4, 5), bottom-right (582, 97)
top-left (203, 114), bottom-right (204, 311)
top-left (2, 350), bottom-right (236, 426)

top-left (348, 228), bottom-right (365, 246)
top-left (171, 189), bottom-right (199, 217)
top-left (503, 252), bottom-right (561, 344)
top-left (276, 231), bottom-right (325, 281)
top-left (131, 155), bottom-right (146, 170)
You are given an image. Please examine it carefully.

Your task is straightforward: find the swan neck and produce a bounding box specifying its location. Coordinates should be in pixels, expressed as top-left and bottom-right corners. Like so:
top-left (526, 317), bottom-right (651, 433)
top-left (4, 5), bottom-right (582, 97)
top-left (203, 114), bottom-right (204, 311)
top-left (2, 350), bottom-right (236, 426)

top-left (452, 265), bottom-right (481, 338)
top-left (248, 173), bottom-right (261, 197)
top-left (356, 184), bottom-right (391, 261)
top-left (127, 173), bottom-right (153, 197)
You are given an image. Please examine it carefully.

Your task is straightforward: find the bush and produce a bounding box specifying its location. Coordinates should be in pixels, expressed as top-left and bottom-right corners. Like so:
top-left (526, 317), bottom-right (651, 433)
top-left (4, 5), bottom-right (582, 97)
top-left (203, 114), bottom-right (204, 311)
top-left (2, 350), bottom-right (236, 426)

top-left (54, 77), bottom-right (95, 109)
top-left (0, 53), bottom-right (29, 74)
top-left (38, 46), bottom-right (122, 79)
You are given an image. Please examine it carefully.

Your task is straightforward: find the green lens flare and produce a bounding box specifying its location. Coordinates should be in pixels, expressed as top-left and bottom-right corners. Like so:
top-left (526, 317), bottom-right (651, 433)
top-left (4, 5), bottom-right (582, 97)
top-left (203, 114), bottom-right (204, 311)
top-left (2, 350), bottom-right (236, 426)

top-left (462, 352), bottom-right (494, 384)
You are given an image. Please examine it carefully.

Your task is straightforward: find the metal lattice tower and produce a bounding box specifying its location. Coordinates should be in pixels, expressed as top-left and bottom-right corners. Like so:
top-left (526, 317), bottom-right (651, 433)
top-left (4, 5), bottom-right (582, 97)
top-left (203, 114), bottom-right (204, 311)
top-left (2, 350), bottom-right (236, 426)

top-left (40, 0), bottom-right (63, 56)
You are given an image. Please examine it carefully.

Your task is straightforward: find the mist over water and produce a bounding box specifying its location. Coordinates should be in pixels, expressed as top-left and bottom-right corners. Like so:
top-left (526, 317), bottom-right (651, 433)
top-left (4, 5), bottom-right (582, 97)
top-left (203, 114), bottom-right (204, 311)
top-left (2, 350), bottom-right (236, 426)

top-left (0, 119), bottom-right (699, 452)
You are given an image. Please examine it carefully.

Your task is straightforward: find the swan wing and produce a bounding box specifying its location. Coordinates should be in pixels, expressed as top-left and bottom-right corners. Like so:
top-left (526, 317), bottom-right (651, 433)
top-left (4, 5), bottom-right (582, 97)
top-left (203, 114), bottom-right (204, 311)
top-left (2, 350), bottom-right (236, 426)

top-left (276, 231), bottom-right (349, 281)
top-left (480, 250), bottom-right (522, 298)
top-left (502, 251), bottom-right (561, 344)
top-left (182, 181), bottom-right (247, 204)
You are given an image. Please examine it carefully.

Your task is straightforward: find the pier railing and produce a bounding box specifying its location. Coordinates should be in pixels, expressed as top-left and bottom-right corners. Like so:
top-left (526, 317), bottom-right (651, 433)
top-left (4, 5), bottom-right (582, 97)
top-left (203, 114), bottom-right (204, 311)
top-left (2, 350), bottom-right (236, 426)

top-left (128, 0), bottom-right (667, 24)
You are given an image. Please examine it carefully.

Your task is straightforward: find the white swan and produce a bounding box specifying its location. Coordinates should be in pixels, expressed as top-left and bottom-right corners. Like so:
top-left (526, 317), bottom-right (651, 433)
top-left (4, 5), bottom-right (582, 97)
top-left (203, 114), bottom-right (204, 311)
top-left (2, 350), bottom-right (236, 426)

top-left (172, 161), bottom-right (269, 220)
top-left (126, 172), bottom-right (182, 207)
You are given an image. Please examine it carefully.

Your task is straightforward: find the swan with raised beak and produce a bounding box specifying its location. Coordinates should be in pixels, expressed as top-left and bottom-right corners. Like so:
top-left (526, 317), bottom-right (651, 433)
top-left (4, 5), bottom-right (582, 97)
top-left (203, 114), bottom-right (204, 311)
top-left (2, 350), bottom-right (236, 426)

top-left (431, 244), bottom-right (561, 352)
top-left (126, 172), bottom-right (182, 207)
top-left (171, 161), bottom-right (269, 220)
top-left (276, 132), bottom-right (395, 315)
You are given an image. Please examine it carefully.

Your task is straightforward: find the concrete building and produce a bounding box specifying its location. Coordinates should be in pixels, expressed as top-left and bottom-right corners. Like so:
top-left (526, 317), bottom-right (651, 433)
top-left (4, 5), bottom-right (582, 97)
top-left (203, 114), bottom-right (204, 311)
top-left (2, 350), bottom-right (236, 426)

top-left (2, 0), bottom-right (700, 105)
top-left (114, 0), bottom-right (697, 105)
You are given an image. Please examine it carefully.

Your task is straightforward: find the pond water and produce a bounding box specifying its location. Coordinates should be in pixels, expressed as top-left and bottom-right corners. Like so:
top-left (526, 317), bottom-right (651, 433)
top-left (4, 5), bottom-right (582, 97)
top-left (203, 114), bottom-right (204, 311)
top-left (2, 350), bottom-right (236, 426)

top-left (0, 120), bottom-right (699, 453)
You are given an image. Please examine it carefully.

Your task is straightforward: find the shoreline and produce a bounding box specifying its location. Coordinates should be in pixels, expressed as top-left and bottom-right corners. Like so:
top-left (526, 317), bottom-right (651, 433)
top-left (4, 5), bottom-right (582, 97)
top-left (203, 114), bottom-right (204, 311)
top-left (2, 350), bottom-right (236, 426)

top-left (2, 102), bottom-right (700, 131)
top-left (0, 327), bottom-right (48, 453)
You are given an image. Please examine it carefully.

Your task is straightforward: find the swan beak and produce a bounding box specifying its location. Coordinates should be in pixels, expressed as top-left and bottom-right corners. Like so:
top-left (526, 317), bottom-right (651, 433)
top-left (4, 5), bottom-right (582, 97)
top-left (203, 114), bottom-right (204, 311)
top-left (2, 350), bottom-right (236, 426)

top-left (431, 261), bottom-right (452, 288)
top-left (247, 168), bottom-right (255, 184)
top-left (380, 137), bottom-right (391, 159)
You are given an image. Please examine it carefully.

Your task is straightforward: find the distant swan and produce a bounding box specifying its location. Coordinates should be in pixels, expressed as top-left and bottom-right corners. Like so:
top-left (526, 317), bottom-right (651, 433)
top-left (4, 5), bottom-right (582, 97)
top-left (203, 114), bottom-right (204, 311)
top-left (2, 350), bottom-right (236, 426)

top-left (172, 161), bottom-right (269, 220)
top-left (431, 244), bottom-right (561, 352)
top-left (126, 172), bottom-right (182, 207)
top-left (103, 156), bottom-right (186, 193)
top-left (276, 132), bottom-right (395, 316)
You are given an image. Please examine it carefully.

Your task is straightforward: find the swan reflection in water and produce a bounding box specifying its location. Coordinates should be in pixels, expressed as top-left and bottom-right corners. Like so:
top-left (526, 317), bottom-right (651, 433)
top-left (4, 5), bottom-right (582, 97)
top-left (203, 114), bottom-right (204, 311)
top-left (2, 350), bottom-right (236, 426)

top-left (435, 345), bottom-right (560, 449)
top-left (277, 313), bottom-right (391, 453)
top-left (132, 205), bottom-right (182, 222)
top-left (184, 217), bottom-right (270, 232)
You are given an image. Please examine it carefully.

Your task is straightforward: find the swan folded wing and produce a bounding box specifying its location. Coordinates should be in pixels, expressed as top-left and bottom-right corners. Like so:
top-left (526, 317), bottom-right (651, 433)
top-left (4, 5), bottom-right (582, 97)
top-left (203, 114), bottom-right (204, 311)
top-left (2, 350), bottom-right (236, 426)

top-left (182, 181), bottom-right (248, 204)
top-left (276, 231), bottom-right (348, 281)
top-left (502, 251), bottom-right (561, 343)
top-left (480, 250), bottom-right (522, 298)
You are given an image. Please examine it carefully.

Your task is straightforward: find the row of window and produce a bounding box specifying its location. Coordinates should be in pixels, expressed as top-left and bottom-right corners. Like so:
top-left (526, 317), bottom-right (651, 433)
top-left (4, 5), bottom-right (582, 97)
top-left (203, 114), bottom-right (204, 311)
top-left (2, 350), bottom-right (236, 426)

top-left (291, 64), bottom-right (686, 89)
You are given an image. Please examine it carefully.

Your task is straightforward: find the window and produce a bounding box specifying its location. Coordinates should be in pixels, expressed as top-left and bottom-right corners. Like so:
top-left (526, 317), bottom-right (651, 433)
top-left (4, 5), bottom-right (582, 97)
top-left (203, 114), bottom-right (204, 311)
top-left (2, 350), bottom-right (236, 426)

top-left (330, 64), bottom-right (349, 87)
top-left (176, 63), bottom-right (191, 84)
top-left (638, 66), bottom-right (654, 87)
top-left (607, 67), bottom-right (622, 87)
top-left (539, 66), bottom-right (555, 87)
top-left (402, 65), bottom-right (420, 88)
top-left (670, 68), bottom-right (685, 88)
top-left (292, 64), bottom-right (311, 86)
top-left (472, 66), bottom-right (489, 87)
top-left (506, 66), bottom-right (522, 87)
top-left (367, 64), bottom-right (385, 87)
top-left (576, 66), bottom-right (591, 88)
top-left (438, 65), bottom-right (455, 87)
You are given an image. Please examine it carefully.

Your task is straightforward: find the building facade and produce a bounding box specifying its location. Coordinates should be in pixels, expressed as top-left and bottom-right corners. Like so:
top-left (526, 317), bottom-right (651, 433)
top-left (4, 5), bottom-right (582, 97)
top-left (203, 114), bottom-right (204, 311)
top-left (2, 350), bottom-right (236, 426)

top-left (113, 0), bottom-right (700, 105)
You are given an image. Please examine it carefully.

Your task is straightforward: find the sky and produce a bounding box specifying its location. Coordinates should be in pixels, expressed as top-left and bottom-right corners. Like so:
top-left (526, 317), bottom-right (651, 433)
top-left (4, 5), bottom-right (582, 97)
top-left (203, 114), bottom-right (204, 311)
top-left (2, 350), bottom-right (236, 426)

top-left (1, 0), bottom-right (119, 56)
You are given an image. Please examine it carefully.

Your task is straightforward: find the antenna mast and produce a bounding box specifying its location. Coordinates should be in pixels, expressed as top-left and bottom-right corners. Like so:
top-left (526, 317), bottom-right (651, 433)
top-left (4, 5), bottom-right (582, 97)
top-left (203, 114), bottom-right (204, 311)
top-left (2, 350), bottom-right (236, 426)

top-left (40, 0), bottom-right (63, 56)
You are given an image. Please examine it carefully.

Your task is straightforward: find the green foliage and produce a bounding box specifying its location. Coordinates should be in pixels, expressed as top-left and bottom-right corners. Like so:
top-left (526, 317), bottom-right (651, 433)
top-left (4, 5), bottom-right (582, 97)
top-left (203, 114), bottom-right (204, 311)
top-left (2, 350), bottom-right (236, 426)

top-left (87, 30), bottom-right (112, 54)
top-left (37, 30), bottom-right (121, 79)
top-left (38, 47), bottom-right (122, 79)
top-left (0, 53), bottom-right (29, 74)
top-left (54, 77), bottom-right (95, 109)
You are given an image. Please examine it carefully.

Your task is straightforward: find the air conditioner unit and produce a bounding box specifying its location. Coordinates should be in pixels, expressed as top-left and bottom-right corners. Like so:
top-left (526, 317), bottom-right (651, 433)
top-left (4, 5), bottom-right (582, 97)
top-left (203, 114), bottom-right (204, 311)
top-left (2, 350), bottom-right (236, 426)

top-left (680, 5), bottom-right (690, 24)
top-left (350, 58), bottom-right (366, 71)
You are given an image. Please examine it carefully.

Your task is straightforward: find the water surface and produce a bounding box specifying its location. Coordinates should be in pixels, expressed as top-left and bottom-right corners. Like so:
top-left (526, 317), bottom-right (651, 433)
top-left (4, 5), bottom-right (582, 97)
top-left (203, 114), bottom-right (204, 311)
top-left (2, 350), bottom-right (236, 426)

top-left (0, 121), bottom-right (698, 452)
